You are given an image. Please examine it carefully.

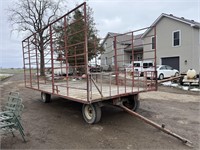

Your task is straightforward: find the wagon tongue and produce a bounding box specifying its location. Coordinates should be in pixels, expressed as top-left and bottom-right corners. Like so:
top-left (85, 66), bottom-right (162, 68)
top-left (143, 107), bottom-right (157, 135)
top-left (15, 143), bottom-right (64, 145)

top-left (118, 104), bottom-right (193, 147)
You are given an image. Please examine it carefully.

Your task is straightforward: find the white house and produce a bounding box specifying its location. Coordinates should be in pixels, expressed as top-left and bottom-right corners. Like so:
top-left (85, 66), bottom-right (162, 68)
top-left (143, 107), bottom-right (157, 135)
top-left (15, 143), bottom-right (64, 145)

top-left (143, 13), bottom-right (200, 73)
top-left (101, 13), bottom-right (200, 73)
top-left (101, 32), bottom-right (143, 71)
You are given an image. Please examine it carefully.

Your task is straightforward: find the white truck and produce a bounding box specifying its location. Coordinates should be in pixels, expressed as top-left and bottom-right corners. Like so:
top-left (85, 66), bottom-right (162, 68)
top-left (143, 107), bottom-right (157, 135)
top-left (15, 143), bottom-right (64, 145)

top-left (126, 61), bottom-right (154, 76)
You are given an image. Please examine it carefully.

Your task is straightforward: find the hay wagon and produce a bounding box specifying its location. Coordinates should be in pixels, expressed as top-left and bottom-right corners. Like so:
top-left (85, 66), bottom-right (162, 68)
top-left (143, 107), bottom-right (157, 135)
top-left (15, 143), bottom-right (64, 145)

top-left (22, 2), bottom-right (157, 124)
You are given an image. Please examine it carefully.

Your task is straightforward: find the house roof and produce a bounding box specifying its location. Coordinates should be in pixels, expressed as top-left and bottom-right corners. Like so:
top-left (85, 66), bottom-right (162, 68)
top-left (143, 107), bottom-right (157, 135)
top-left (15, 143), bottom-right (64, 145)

top-left (101, 32), bottom-right (117, 46)
top-left (101, 32), bottom-right (132, 46)
top-left (101, 32), bottom-right (143, 49)
top-left (142, 13), bottom-right (200, 37)
top-left (124, 34), bottom-right (143, 51)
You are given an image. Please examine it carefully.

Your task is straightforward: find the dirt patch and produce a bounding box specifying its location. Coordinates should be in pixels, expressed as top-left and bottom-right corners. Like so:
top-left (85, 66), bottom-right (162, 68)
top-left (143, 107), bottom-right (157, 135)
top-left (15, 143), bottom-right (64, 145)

top-left (0, 73), bottom-right (200, 149)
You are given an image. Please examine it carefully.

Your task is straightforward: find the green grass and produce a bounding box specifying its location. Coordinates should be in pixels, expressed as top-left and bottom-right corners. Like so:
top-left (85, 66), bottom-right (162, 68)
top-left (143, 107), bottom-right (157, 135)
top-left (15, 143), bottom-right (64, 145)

top-left (0, 74), bottom-right (13, 81)
top-left (0, 68), bottom-right (24, 74)
top-left (0, 75), bottom-right (7, 81)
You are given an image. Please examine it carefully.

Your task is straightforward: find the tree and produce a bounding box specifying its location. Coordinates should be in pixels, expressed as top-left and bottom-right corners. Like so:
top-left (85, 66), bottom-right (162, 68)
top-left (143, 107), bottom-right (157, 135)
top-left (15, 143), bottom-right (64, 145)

top-left (55, 5), bottom-right (104, 74)
top-left (8, 0), bottom-right (65, 76)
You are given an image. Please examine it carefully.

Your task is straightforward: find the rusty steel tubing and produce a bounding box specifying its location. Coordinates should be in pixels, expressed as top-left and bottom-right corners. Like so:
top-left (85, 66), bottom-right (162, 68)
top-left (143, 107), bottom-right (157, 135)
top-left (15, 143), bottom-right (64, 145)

top-left (34, 34), bottom-right (40, 90)
top-left (50, 25), bottom-right (55, 94)
top-left (64, 16), bottom-right (69, 96)
top-left (27, 38), bottom-right (32, 88)
top-left (119, 105), bottom-right (193, 146)
top-left (83, 2), bottom-right (89, 102)
top-left (114, 36), bottom-right (119, 95)
top-left (153, 27), bottom-right (158, 91)
top-left (22, 41), bottom-right (27, 87)
top-left (131, 32), bottom-right (134, 92)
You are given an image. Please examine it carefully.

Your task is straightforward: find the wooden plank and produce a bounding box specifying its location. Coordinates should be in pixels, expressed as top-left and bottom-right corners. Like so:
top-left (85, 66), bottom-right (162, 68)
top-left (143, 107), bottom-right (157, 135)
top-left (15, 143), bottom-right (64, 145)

top-left (30, 79), bottom-right (145, 102)
top-left (157, 76), bottom-right (182, 84)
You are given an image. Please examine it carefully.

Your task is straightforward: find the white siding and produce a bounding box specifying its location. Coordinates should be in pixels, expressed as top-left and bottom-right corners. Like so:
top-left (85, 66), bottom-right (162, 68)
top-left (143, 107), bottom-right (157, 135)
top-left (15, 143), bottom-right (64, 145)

top-left (144, 17), bottom-right (200, 73)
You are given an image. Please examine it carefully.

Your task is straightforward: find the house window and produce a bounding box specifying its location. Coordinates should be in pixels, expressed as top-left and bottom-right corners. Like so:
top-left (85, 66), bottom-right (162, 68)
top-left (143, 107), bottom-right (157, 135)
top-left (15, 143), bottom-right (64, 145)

top-left (173, 31), bottom-right (180, 46)
top-left (151, 36), bottom-right (155, 49)
top-left (105, 57), bottom-right (108, 65)
top-left (112, 56), bottom-right (115, 65)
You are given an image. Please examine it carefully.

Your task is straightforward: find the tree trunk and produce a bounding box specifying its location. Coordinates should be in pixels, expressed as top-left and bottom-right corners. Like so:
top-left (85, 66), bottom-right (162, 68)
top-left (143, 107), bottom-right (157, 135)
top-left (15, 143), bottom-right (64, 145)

top-left (40, 50), bottom-right (45, 76)
top-left (39, 34), bottom-right (45, 76)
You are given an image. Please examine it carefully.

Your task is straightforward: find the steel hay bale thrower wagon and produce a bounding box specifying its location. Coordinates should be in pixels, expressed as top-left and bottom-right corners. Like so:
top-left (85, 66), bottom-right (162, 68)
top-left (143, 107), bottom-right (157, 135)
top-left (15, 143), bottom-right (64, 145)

top-left (22, 3), bottom-right (157, 124)
top-left (22, 2), bottom-right (192, 145)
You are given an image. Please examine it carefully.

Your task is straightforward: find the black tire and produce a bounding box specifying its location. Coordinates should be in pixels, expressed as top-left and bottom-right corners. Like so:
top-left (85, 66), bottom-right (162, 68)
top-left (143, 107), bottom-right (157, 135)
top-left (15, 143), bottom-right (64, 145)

top-left (41, 92), bottom-right (51, 103)
top-left (82, 103), bottom-right (102, 124)
top-left (122, 95), bottom-right (140, 111)
top-left (159, 74), bottom-right (164, 80)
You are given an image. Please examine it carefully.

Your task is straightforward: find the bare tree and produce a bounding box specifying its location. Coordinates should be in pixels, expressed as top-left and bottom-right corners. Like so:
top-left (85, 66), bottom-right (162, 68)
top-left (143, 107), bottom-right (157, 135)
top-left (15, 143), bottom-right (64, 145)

top-left (8, 0), bottom-right (65, 76)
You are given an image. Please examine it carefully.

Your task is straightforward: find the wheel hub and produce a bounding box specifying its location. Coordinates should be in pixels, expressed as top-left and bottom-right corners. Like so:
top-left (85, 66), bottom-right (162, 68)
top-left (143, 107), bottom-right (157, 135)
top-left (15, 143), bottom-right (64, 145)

top-left (84, 105), bottom-right (93, 120)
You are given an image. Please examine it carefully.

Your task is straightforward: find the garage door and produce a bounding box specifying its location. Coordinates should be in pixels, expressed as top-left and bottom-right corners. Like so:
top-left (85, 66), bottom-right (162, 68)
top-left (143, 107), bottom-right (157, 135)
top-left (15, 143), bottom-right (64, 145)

top-left (161, 56), bottom-right (179, 71)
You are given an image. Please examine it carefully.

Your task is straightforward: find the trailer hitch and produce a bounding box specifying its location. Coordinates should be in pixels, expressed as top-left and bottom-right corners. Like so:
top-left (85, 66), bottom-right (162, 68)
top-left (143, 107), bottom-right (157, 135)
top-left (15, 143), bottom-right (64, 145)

top-left (118, 104), bottom-right (193, 147)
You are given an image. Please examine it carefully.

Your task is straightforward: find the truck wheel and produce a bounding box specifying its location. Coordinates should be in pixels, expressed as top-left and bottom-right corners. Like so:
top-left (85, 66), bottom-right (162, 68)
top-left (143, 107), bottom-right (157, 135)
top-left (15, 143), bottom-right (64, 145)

top-left (123, 95), bottom-right (140, 111)
top-left (41, 92), bottom-right (51, 103)
top-left (82, 103), bottom-right (101, 124)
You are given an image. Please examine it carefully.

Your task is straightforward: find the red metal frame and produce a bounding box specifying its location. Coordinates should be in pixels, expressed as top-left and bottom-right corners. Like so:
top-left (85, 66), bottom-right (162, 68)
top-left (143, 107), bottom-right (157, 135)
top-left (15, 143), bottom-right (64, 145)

top-left (22, 2), bottom-right (157, 104)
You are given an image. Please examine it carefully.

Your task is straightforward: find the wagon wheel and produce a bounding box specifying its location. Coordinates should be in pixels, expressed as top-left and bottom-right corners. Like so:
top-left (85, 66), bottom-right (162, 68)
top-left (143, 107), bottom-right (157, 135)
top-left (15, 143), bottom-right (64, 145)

top-left (41, 92), bottom-right (51, 103)
top-left (82, 103), bottom-right (101, 124)
top-left (122, 95), bottom-right (140, 111)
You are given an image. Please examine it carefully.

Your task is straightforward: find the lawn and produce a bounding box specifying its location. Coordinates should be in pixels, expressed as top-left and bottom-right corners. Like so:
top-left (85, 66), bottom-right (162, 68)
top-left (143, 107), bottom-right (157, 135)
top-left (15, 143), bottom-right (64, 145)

top-left (0, 68), bottom-right (24, 74)
top-left (0, 68), bottom-right (24, 81)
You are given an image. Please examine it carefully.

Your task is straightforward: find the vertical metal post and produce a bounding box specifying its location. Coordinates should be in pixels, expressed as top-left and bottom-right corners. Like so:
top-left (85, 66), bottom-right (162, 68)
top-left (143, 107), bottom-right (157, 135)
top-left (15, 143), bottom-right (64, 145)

top-left (124, 35), bottom-right (127, 93)
top-left (131, 32), bottom-right (134, 92)
top-left (145, 75), bottom-right (147, 90)
top-left (114, 36), bottom-right (119, 94)
top-left (154, 27), bottom-right (157, 91)
top-left (74, 47), bottom-right (77, 77)
top-left (83, 3), bottom-right (90, 102)
top-left (60, 57), bottom-right (63, 75)
top-left (90, 75), bottom-right (92, 99)
top-left (125, 68), bottom-right (126, 93)
top-left (109, 73), bottom-right (111, 96)
top-left (101, 73), bottom-right (102, 96)
top-left (22, 41), bottom-right (26, 87)
top-left (64, 16), bottom-right (69, 96)
top-left (50, 25), bottom-right (55, 93)
top-left (34, 33), bottom-right (40, 89)
top-left (94, 38), bottom-right (98, 82)
top-left (28, 38), bottom-right (32, 87)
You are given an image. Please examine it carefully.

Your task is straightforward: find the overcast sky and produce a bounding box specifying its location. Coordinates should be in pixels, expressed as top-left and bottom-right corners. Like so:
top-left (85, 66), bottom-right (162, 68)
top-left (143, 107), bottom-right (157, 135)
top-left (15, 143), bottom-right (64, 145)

top-left (0, 0), bottom-right (199, 68)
